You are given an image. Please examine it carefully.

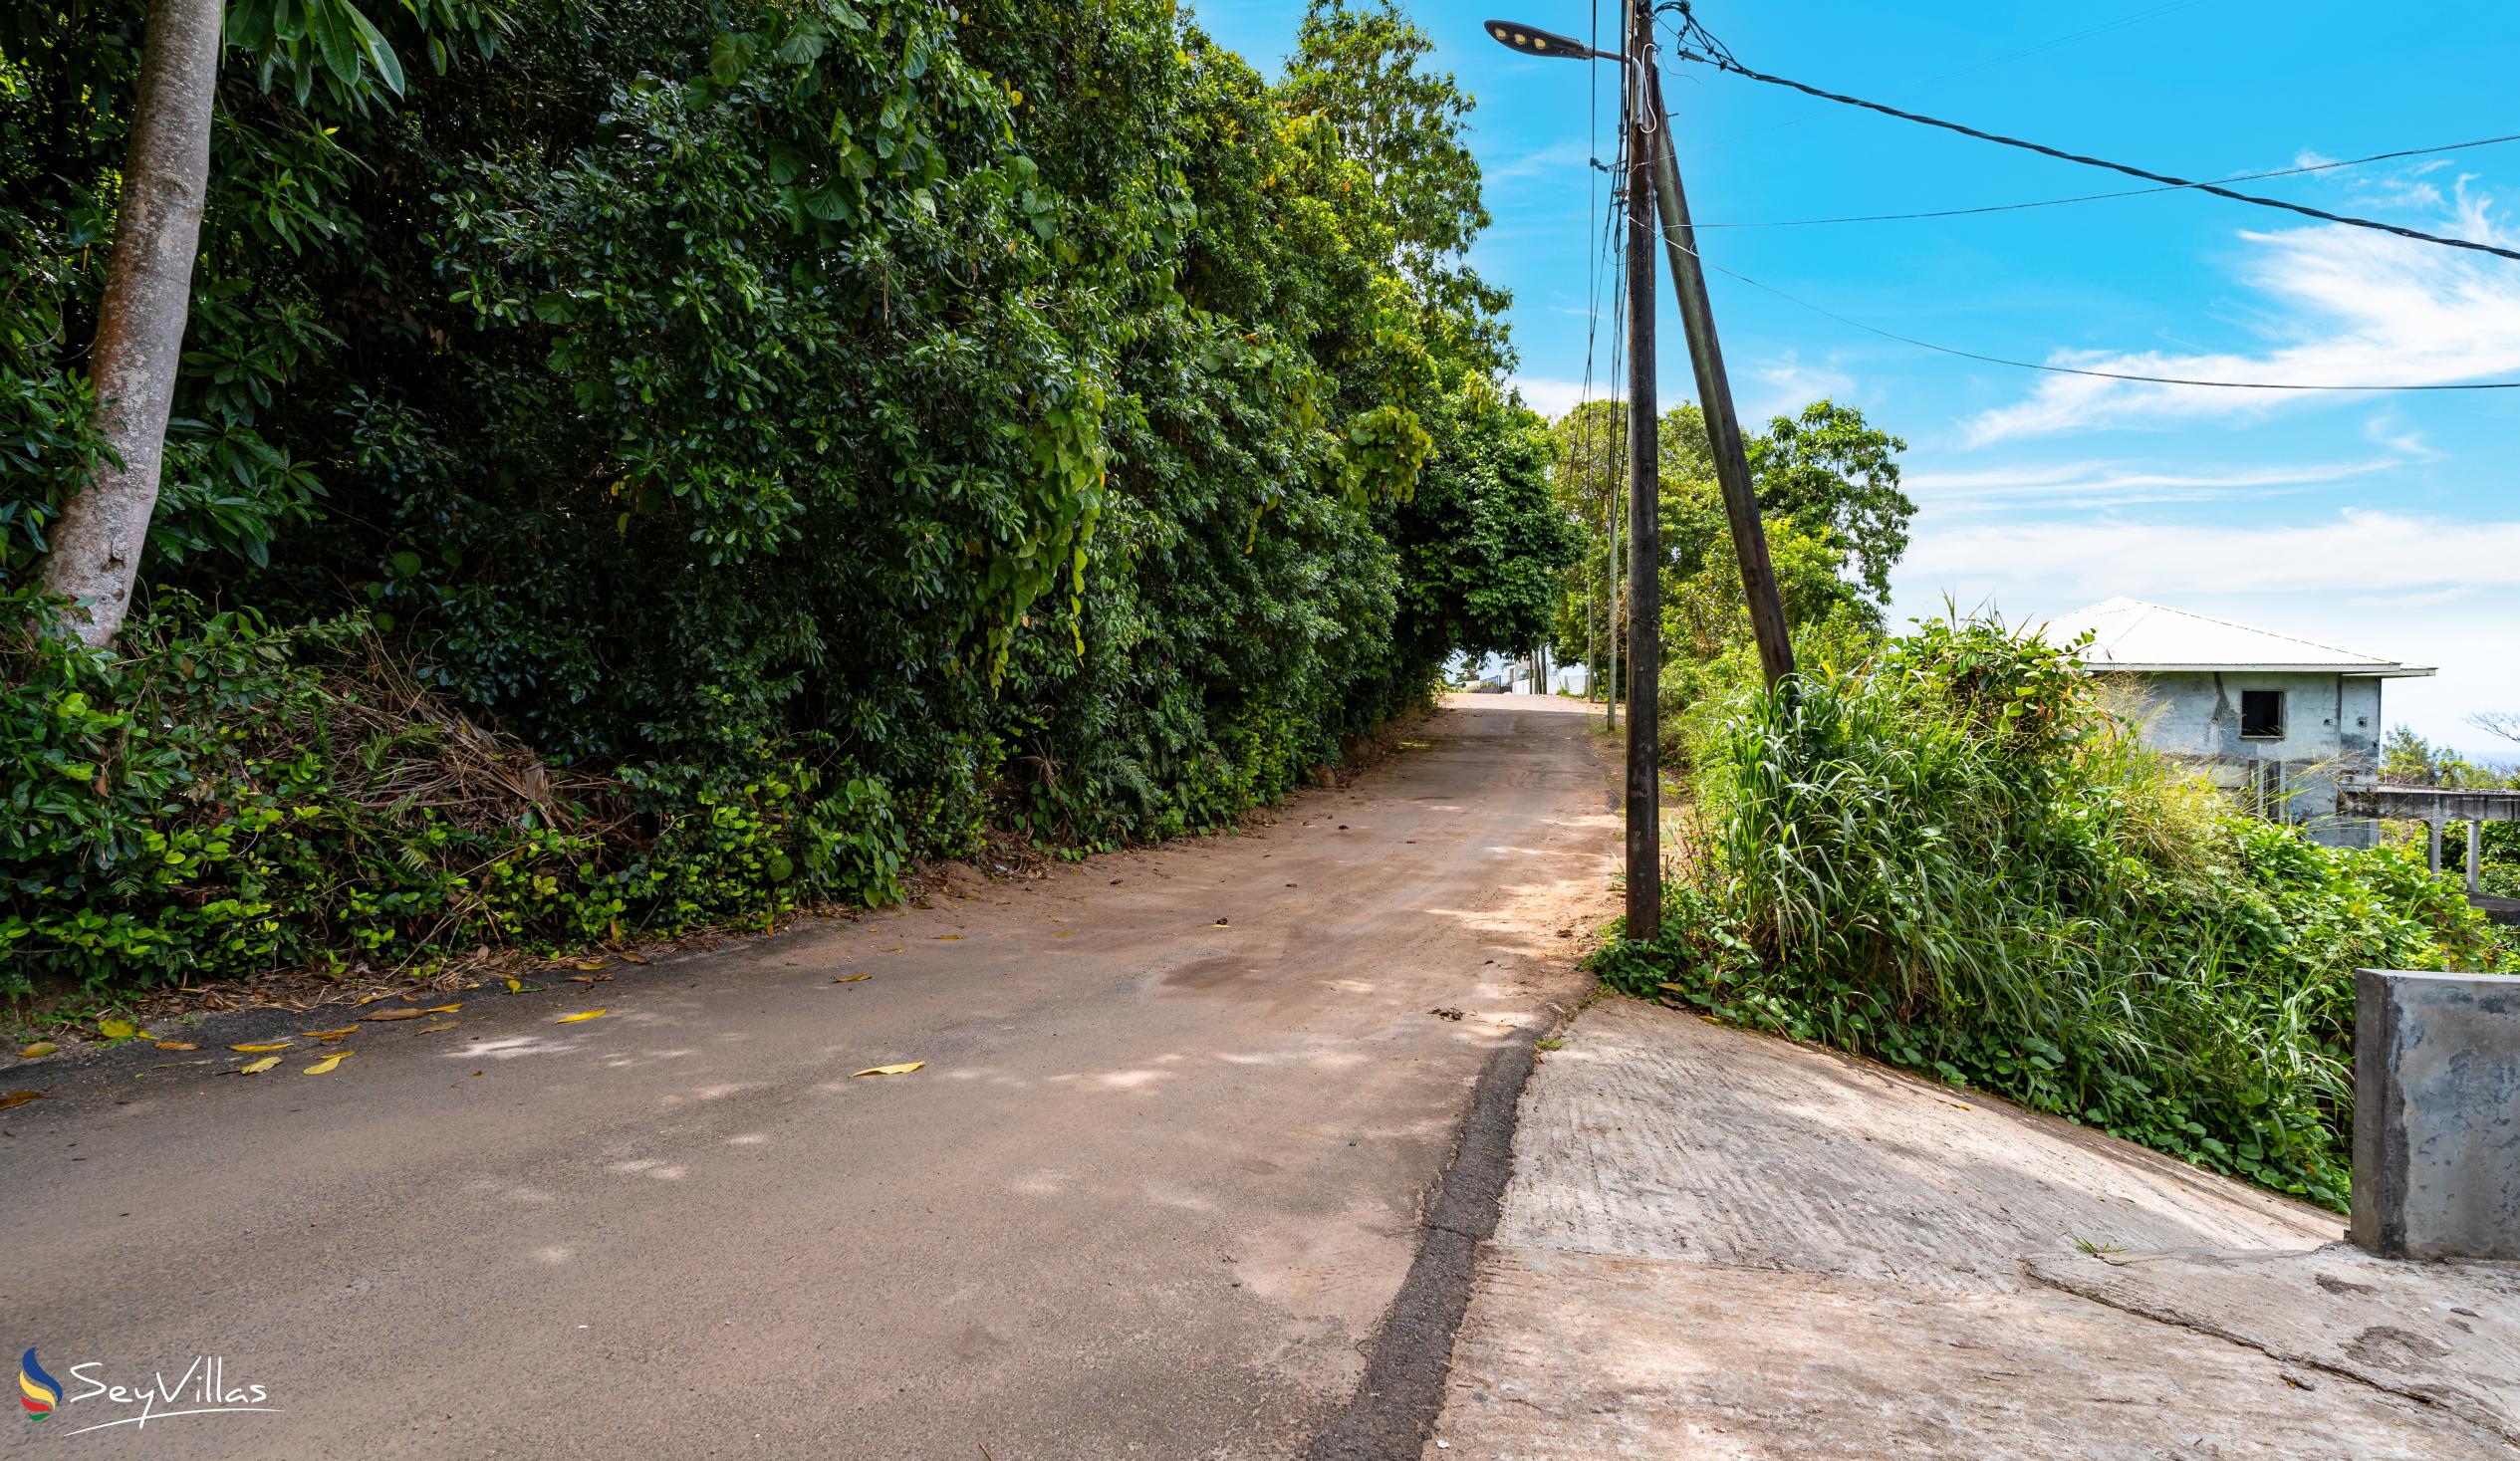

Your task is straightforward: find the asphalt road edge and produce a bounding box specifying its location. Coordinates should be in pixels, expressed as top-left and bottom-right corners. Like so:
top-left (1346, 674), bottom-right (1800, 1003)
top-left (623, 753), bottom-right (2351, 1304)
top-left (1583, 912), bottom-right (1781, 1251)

top-left (1305, 994), bottom-right (1579, 1460)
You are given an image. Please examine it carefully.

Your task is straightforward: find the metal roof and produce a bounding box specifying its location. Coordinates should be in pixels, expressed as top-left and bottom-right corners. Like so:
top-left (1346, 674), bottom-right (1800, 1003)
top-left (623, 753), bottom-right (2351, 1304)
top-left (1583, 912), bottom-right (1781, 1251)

top-left (2034, 598), bottom-right (2435, 677)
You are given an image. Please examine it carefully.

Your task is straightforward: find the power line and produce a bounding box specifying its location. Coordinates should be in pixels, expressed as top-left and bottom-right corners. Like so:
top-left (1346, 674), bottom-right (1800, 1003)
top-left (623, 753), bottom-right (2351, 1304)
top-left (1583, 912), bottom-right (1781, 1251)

top-left (1667, 0), bottom-right (2213, 158)
top-left (1652, 220), bottom-right (2520, 391)
top-left (1662, 36), bottom-right (2520, 264)
top-left (1690, 132), bottom-right (2520, 230)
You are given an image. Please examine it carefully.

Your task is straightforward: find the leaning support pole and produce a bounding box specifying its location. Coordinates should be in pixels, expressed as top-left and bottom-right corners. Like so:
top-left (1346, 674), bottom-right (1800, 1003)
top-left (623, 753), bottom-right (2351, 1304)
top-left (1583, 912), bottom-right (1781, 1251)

top-left (1636, 22), bottom-right (1796, 690)
top-left (1622, 0), bottom-right (1662, 941)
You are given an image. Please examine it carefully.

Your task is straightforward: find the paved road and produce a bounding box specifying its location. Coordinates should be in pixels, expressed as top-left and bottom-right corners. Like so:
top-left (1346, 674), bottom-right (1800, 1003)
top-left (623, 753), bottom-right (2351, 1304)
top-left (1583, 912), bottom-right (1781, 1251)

top-left (2, 696), bottom-right (1617, 1460)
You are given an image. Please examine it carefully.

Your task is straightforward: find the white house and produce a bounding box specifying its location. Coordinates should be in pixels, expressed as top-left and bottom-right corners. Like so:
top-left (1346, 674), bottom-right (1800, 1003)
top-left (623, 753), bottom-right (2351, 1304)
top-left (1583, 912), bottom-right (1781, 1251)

top-left (2037, 598), bottom-right (2433, 848)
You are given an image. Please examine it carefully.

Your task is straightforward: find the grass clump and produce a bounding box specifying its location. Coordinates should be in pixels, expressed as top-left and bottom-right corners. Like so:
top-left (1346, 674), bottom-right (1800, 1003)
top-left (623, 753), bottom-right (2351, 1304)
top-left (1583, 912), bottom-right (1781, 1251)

top-left (1603, 614), bottom-right (2510, 1211)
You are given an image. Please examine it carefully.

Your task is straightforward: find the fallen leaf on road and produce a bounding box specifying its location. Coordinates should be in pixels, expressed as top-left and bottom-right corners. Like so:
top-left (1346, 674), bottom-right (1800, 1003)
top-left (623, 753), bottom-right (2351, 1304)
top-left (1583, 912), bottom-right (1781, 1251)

top-left (883, 946), bottom-right (904, 953)
top-left (18, 1042), bottom-right (58, 1059)
top-left (571, 961), bottom-right (610, 971)
top-left (423, 1003), bottom-right (462, 1014)
top-left (415, 1022), bottom-right (461, 1035)
top-left (851, 1062), bottom-right (924, 1078)
top-left (932, 933), bottom-right (967, 940)
top-left (0, 1090), bottom-right (46, 1109)
top-left (1053, 931), bottom-right (1076, 938)
top-left (238, 1057), bottom-right (281, 1075)
top-left (619, 952), bottom-right (650, 965)
top-left (505, 979), bottom-right (523, 993)
top-left (554, 1010), bottom-right (607, 1024)
top-left (832, 974), bottom-right (871, 984)
top-left (302, 1054), bottom-right (350, 1076)
top-left (230, 1043), bottom-right (292, 1053)
top-left (304, 1027), bottom-right (359, 1040)
top-left (363, 1008), bottom-right (425, 1022)
top-left (98, 1018), bottom-right (139, 1040)
top-left (1430, 1007), bottom-right (1464, 1021)
top-left (357, 992), bottom-right (393, 1005)
top-left (566, 974), bottom-right (613, 984)
top-left (154, 1041), bottom-right (199, 1051)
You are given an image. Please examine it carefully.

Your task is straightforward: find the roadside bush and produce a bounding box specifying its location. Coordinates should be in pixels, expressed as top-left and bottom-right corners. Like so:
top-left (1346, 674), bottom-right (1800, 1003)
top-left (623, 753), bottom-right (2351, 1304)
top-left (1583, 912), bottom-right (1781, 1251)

top-left (1604, 615), bottom-right (2509, 1210)
top-left (0, 593), bottom-right (903, 995)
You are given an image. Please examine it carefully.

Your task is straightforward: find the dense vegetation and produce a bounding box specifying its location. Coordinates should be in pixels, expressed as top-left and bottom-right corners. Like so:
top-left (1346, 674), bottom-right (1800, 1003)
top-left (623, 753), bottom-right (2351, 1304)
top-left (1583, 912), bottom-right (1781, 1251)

top-left (1602, 618), bottom-right (2511, 1211)
top-left (0, 0), bottom-right (1576, 995)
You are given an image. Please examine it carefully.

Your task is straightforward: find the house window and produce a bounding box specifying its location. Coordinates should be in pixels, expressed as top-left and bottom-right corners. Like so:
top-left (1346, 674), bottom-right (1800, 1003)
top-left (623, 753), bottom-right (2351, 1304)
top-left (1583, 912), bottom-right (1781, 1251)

top-left (2239, 689), bottom-right (2285, 740)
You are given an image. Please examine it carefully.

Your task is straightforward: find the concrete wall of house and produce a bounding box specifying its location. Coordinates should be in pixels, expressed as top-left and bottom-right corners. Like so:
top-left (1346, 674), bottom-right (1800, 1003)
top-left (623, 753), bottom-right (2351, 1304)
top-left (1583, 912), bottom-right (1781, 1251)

top-left (2106, 670), bottom-right (2387, 848)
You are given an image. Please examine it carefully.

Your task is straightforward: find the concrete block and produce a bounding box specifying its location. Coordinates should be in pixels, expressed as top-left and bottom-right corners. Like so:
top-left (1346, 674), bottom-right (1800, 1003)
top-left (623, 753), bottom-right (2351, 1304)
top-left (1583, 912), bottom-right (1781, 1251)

top-left (2352, 968), bottom-right (2520, 1260)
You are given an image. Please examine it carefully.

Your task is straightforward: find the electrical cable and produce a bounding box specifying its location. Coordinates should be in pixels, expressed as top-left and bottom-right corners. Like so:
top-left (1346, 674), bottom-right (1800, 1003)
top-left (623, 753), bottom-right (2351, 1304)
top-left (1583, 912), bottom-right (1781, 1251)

top-left (1688, 132), bottom-right (2520, 229)
top-left (1658, 22), bottom-right (2520, 264)
top-left (1650, 215), bottom-right (2520, 390)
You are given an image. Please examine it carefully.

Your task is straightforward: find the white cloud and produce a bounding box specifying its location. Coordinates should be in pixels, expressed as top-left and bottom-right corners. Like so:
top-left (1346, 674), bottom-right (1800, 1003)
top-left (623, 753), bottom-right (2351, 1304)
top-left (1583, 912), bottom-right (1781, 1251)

top-left (1902, 457), bottom-right (2398, 514)
top-left (1746, 350), bottom-right (1857, 421)
top-left (1506, 375), bottom-right (1599, 417)
top-left (1899, 507), bottom-right (2520, 598)
top-left (1959, 185), bottom-right (2520, 444)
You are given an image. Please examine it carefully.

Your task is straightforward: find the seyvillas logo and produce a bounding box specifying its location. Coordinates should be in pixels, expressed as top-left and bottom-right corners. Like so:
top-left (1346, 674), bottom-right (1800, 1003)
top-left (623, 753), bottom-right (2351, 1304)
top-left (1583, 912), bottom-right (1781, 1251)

top-left (18, 1348), bottom-right (59, 1420)
top-left (14, 1350), bottom-right (280, 1436)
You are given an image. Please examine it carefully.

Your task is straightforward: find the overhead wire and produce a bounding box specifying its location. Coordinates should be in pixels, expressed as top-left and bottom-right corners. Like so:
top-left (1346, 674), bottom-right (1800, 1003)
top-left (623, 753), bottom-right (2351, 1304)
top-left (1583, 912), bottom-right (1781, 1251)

top-left (1688, 132), bottom-right (2520, 230)
top-left (1658, 10), bottom-right (2520, 264)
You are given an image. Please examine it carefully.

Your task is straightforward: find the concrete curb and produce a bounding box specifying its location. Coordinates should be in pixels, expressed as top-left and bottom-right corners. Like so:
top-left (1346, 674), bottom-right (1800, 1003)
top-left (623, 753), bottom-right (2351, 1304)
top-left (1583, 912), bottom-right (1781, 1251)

top-left (1306, 997), bottom-right (1573, 1460)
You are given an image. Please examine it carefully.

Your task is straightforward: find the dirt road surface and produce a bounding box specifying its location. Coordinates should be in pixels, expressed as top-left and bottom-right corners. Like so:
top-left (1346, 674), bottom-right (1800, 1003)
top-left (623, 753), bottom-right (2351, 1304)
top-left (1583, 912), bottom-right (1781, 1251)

top-left (0, 696), bottom-right (1617, 1460)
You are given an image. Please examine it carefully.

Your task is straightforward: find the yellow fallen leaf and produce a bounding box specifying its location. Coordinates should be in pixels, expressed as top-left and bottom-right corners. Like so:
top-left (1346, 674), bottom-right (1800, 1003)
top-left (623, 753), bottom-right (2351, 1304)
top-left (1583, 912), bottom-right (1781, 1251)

top-left (154, 1041), bottom-right (199, 1051)
top-left (884, 946), bottom-right (905, 953)
top-left (1053, 931), bottom-right (1077, 938)
top-left (302, 1054), bottom-right (350, 1075)
top-left (229, 1043), bottom-right (293, 1053)
top-left (0, 1090), bottom-right (47, 1109)
top-left (932, 933), bottom-right (968, 940)
top-left (98, 1018), bottom-right (138, 1040)
top-left (238, 1057), bottom-right (281, 1075)
top-left (362, 1008), bottom-right (424, 1022)
top-left (832, 974), bottom-right (872, 984)
top-left (423, 1003), bottom-right (462, 1014)
top-left (851, 1062), bottom-right (924, 1078)
top-left (18, 1042), bottom-right (58, 1059)
top-left (305, 1027), bottom-right (360, 1040)
top-left (554, 1010), bottom-right (607, 1024)
top-left (566, 974), bottom-right (612, 984)
top-left (505, 979), bottom-right (523, 993)
top-left (357, 992), bottom-right (393, 1005)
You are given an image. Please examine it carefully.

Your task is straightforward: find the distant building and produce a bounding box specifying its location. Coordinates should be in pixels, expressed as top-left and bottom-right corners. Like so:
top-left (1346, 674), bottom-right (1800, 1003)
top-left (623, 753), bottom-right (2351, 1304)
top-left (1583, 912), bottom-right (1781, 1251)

top-left (2036, 598), bottom-right (2433, 848)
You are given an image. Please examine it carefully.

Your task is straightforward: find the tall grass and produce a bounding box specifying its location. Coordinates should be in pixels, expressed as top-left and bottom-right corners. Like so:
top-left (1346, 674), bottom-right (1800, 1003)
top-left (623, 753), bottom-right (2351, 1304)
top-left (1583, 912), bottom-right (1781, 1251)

top-left (1608, 615), bottom-right (2509, 1210)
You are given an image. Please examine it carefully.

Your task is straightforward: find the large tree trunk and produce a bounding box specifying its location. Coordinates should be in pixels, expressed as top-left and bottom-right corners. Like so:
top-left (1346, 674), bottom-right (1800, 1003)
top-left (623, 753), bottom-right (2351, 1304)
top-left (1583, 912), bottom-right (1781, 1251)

top-left (37, 0), bottom-right (222, 647)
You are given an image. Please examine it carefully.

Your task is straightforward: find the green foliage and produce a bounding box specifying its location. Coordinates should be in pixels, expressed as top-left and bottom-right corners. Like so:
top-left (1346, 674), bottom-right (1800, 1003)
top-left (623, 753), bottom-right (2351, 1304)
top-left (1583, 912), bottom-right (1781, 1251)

top-left (2, 1), bottom-right (1567, 994)
top-left (0, 592), bottom-right (907, 993)
top-left (1605, 615), bottom-right (2508, 1211)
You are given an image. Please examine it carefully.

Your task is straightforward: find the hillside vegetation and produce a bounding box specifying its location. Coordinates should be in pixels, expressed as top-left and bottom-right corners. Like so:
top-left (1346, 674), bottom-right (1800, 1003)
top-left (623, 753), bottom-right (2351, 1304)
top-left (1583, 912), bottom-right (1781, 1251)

top-left (0, 0), bottom-right (1573, 994)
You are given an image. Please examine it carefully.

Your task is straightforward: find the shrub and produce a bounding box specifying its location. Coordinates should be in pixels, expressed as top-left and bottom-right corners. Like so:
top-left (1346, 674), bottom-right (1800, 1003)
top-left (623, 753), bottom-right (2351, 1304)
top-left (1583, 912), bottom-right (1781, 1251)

top-left (1606, 615), bottom-right (2510, 1210)
top-left (0, 593), bottom-right (904, 996)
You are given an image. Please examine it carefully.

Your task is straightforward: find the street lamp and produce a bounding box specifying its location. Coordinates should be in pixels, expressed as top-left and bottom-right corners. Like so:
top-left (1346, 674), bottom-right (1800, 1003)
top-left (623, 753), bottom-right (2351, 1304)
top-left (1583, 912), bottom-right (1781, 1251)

top-left (1486, 5), bottom-right (1798, 944)
top-left (1481, 20), bottom-right (1617, 62)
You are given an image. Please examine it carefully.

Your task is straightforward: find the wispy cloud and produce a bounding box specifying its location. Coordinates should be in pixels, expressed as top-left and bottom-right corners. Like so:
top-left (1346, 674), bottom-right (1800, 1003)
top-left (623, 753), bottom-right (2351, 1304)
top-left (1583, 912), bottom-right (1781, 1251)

top-left (1903, 457), bottom-right (2399, 514)
top-left (1900, 508), bottom-right (2520, 597)
top-left (1746, 350), bottom-right (1857, 421)
top-left (1959, 184), bottom-right (2520, 444)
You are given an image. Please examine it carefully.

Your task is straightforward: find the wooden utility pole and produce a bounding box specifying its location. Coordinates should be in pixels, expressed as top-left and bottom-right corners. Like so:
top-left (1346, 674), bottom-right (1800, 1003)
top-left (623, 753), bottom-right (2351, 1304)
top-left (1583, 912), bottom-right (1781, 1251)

top-left (1636, 14), bottom-right (1796, 689)
top-left (1621, 0), bottom-right (1661, 940)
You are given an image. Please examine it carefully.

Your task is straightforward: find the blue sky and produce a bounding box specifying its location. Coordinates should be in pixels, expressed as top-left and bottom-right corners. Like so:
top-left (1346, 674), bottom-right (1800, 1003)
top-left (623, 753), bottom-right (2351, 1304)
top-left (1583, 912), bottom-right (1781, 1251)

top-left (1193, 0), bottom-right (2520, 757)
